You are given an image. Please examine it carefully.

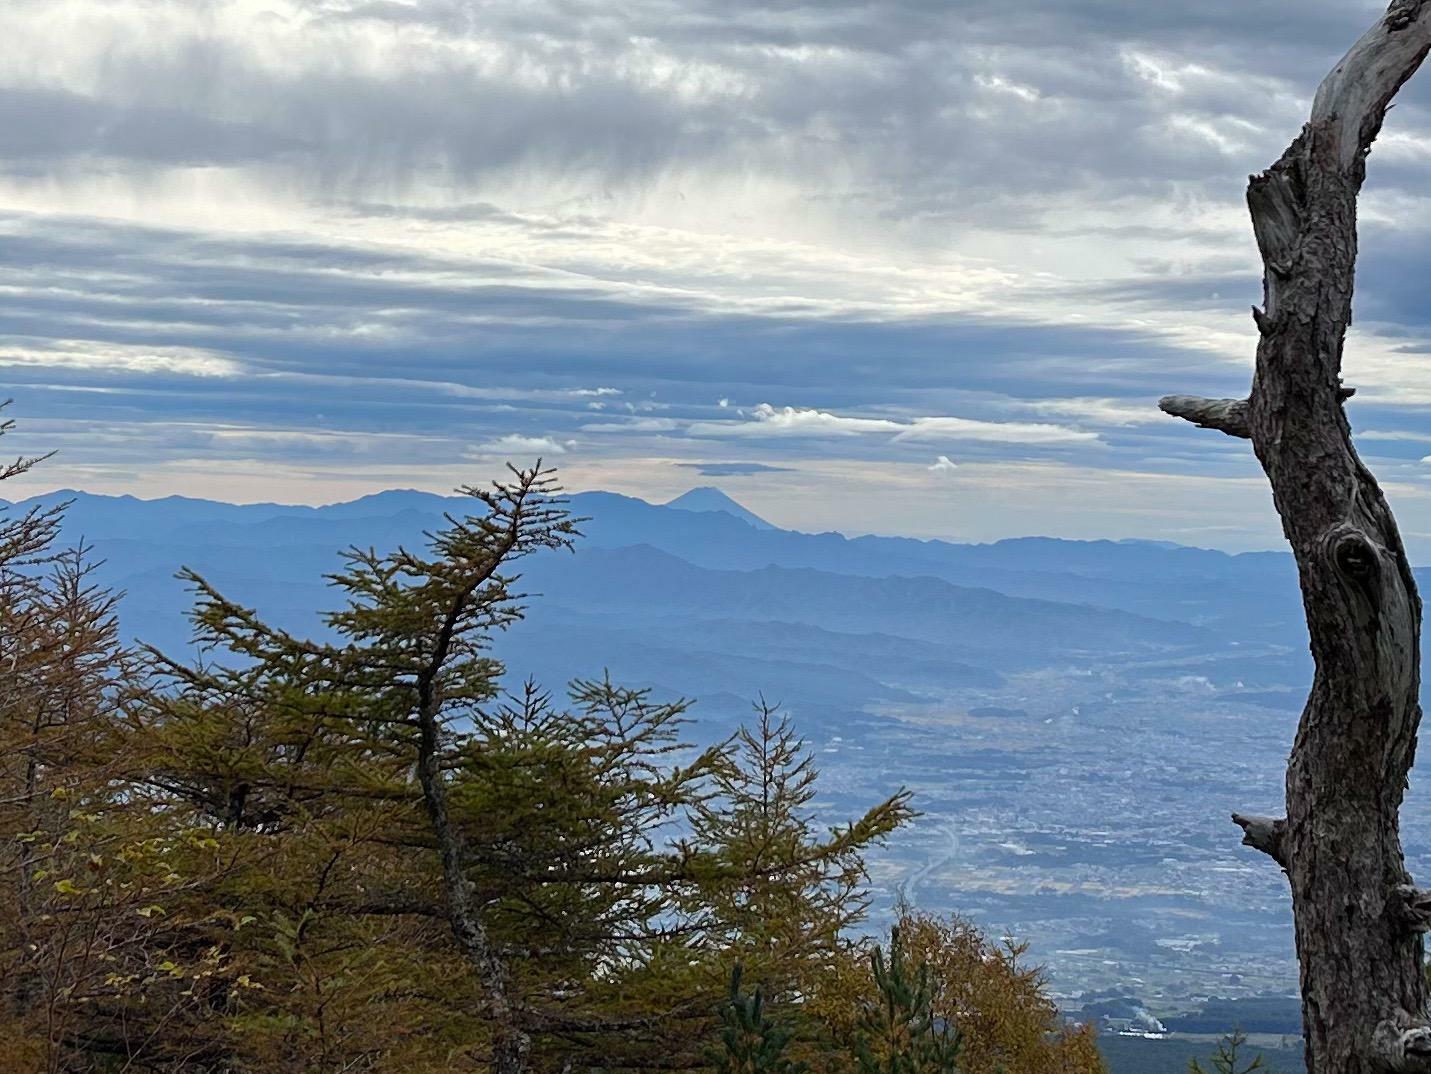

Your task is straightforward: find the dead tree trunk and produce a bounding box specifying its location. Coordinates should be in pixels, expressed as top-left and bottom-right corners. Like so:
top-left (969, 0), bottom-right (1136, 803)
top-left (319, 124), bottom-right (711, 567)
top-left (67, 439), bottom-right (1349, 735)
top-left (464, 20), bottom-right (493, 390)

top-left (1161, 4), bottom-right (1431, 1071)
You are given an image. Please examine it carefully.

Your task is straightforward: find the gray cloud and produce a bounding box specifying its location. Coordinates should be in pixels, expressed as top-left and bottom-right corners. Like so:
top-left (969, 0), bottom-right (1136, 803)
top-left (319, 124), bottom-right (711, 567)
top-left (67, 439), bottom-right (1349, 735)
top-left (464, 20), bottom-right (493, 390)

top-left (0, 87), bottom-right (306, 171)
top-left (5, 0), bottom-right (1423, 226)
top-left (0, 209), bottom-right (1246, 476)
top-left (675, 461), bottom-right (794, 476)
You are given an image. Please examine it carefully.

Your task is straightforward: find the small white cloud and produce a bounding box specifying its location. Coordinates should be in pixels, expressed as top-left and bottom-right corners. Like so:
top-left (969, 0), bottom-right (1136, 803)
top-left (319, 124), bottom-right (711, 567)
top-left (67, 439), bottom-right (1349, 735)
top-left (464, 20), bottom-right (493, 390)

top-left (718, 398), bottom-right (730, 408)
top-left (894, 416), bottom-right (1098, 445)
top-left (687, 403), bottom-right (1097, 444)
top-left (473, 434), bottom-right (574, 457)
top-left (928, 455), bottom-right (959, 473)
top-left (0, 340), bottom-right (241, 378)
top-left (688, 403), bottom-right (901, 438)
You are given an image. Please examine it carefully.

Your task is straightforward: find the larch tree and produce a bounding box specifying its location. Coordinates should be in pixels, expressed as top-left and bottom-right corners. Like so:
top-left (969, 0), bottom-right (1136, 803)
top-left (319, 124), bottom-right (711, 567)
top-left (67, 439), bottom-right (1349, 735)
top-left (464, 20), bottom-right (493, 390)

top-left (0, 408), bottom-right (231, 1072)
top-left (689, 701), bottom-right (914, 1006)
top-left (0, 410), bottom-right (143, 1067)
top-left (894, 913), bottom-right (1102, 1074)
top-left (153, 463), bottom-right (913, 1074)
top-left (1189, 1030), bottom-right (1271, 1074)
top-left (1160, 3), bottom-right (1431, 1071)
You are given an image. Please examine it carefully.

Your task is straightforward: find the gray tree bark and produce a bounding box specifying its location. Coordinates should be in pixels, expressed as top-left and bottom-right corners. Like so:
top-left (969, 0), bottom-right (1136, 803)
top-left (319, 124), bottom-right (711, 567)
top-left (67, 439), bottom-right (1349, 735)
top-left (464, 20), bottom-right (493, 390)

top-left (1162, 4), bottom-right (1431, 1072)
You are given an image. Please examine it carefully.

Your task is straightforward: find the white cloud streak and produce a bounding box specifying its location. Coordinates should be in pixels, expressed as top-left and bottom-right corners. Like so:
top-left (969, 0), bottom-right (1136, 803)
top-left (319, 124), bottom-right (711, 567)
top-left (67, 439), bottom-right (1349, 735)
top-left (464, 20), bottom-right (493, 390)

top-left (472, 434), bottom-right (575, 456)
top-left (686, 403), bottom-right (1098, 444)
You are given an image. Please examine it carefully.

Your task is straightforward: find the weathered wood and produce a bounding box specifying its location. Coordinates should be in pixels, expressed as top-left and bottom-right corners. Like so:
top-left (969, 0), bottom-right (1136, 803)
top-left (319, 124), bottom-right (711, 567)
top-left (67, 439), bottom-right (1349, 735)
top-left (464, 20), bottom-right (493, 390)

top-left (1159, 396), bottom-right (1251, 439)
top-left (1393, 885), bottom-right (1431, 933)
top-left (1231, 813), bottom-right (1287, 868)
top-left (1162, 4), bottom-right (1431, 1071)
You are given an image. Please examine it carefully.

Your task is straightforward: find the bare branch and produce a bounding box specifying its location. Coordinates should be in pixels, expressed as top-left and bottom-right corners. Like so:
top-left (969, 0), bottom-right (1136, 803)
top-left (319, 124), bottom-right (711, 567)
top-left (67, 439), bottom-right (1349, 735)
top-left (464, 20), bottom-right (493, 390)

top-left (1312, 1), bottom-right (1431, 171)
top-left (1158, 396), bottom-right (1250, 439)
top-left (1231, 813), bottom-right (1287, 868)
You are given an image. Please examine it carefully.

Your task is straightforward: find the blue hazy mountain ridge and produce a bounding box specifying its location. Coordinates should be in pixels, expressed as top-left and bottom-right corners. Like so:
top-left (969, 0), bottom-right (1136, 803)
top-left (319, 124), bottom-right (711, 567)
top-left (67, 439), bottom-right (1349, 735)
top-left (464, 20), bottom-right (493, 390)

top-left (7, 485), bottom-right (1267, 662)
top-left (519, 545), bottom-right (1211, 664)
top-left (18, 484), bottom-right (1296, 604)
top-left (3, 482), bottom-right (1378, 1025)
top-left (1, 485), bottom-right (1317, 695)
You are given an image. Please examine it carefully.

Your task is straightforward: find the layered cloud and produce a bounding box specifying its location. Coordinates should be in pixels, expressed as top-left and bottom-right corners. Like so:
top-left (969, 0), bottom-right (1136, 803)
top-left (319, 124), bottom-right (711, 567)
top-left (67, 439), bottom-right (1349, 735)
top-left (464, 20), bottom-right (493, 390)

top-left (1, 0), bottom-right (1430, 551)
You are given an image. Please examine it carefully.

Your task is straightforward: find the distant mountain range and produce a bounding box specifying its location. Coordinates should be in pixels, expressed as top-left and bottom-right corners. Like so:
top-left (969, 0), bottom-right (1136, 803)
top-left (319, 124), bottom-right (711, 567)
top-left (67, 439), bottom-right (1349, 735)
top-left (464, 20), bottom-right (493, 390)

top-left (3, 482), bottom-right (1318, 703)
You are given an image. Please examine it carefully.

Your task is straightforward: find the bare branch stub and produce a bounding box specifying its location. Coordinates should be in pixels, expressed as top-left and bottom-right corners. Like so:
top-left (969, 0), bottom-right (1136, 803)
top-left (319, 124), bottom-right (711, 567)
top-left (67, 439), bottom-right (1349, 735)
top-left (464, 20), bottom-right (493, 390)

top-left (1392, 884), bottom-right (1431, 933)
top-left (1373, 1018), bottom-right (1431, 1073)
top-left (1231, 813), bottom-right (1287, 868)
top-left (1158, 396), bottom-right (1250, 439)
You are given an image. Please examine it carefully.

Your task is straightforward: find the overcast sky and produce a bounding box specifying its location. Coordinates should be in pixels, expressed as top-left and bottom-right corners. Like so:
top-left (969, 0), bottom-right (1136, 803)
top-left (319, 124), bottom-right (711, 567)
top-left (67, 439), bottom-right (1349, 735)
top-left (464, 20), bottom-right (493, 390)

top-left (3, 0), bottom-right (1431, 551)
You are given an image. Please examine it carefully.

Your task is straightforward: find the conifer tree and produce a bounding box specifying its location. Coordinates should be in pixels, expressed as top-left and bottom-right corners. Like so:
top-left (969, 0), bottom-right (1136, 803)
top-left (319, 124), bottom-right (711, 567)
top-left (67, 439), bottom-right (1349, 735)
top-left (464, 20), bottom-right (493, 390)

top-left (894, 912), bottom-right (1104, 1074)
top-left (853, 926), bottom-right (961, 1074)
top-left (713, 965), bottom-right (808, 1074)
top-left (691, 700), bottom-right (913, 1003)
top-left (0, 412), bottom-right (122, 1061)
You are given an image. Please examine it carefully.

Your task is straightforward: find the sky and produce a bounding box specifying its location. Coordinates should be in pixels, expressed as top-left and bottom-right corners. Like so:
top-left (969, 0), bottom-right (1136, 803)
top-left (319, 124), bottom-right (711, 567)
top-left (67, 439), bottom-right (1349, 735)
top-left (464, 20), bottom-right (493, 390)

top-left (4, 0), bottom-right (1431, 551)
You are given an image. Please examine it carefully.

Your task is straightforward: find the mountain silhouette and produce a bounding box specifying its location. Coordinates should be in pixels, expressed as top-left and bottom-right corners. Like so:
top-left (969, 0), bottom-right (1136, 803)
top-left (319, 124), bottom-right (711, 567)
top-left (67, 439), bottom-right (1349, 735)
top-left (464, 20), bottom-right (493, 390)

top-left (664, 486), bottom-right (775, 530)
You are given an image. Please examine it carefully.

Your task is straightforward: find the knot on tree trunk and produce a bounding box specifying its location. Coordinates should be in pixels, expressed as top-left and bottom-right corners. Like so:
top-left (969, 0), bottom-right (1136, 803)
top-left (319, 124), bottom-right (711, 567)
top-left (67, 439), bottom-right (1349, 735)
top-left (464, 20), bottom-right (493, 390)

top-left (1327, 526), bottom-right (1381, 579)
top-left (1323, 524), bottom-right (1390, 619)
